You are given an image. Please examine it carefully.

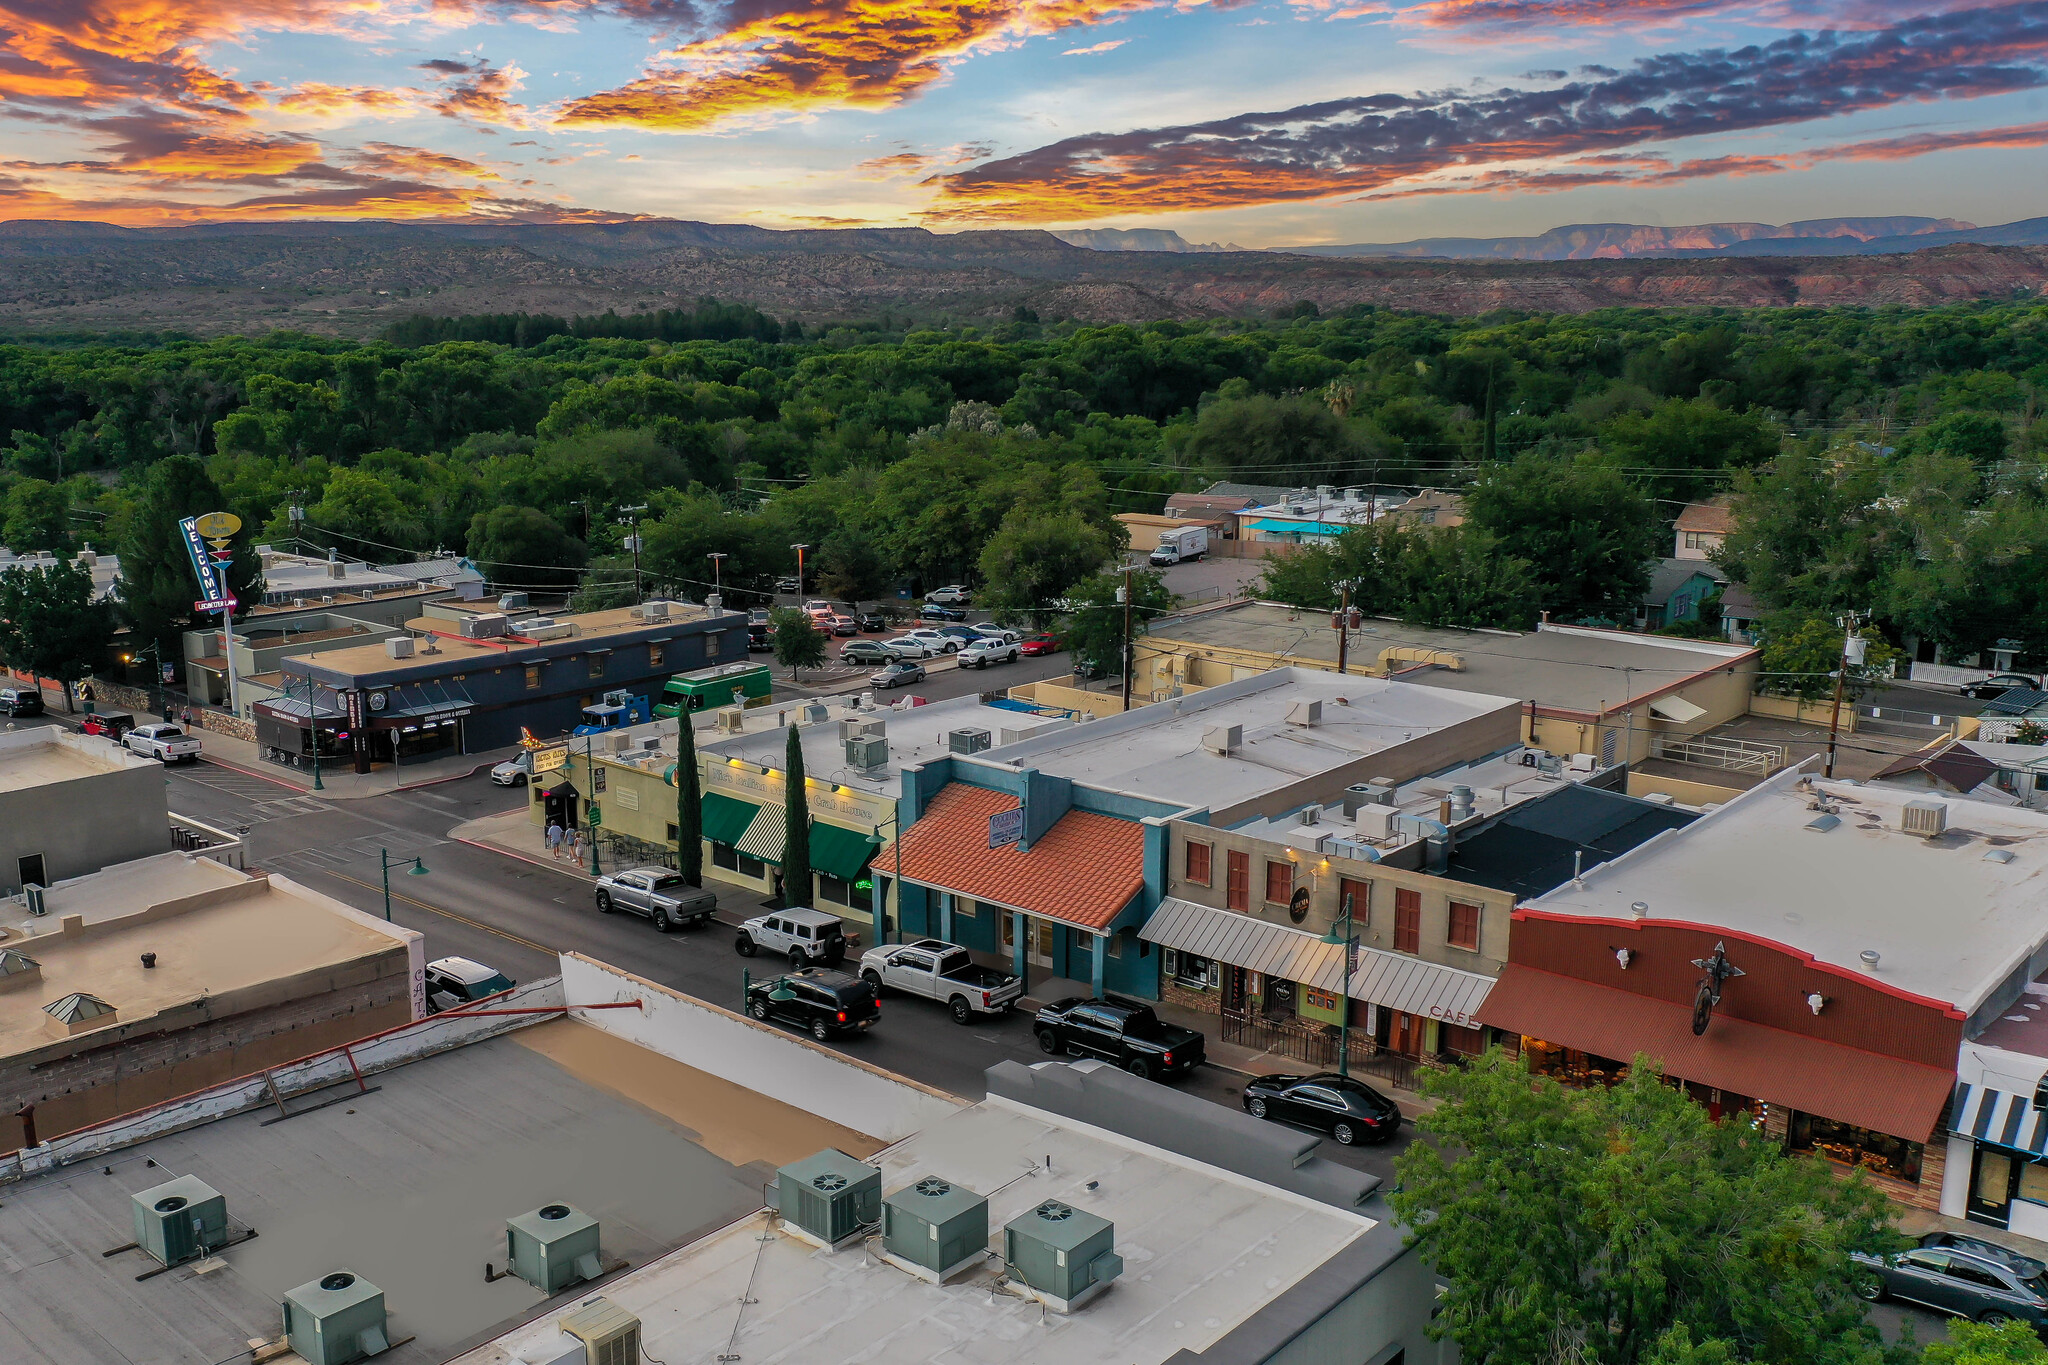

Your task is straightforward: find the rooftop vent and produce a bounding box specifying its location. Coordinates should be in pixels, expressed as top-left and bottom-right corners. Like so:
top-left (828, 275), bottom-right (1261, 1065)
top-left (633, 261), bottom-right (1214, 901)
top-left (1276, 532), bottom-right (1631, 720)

top-left (506, 1203), bottom-right (601, 1295)
top-left (326, 559), bottom-right (347, 580)
top-left (1201, 724), bottom-right (1243, 756)
top-left (774, 1149), bottom-right (881, 1249)
top-left (802, 702), bottom-right (830, 725)
top-left (283, 1270), bottom-right (388, 1365)
top-left (847, 735), bottom-right (889, 770)
top-left (518, 619), bottom-right (580, 642)
top-left (1285, 699), bottom-right (1322, 727)
top-left (0, 948), bottom-right (39, 990)
top-left (1900, 799), bottom-right (1948, 839)
top-left (716, 706), bottom-right (746, 734)
top-left (385, 636), bottom-right (415, 660)
top-left (882, 1176), bottom-right (989, 1282)
top-left (1805, 813), bottom-right (1841, 832)
top-left (498, 592), bottom-right (530, 612)
top-left (1002, 1199), bottom-right (1121, 1313)
top-left (949, 728), bottom-right (992, 755)
top-left (131, 1175), bottom-right (228, 1268)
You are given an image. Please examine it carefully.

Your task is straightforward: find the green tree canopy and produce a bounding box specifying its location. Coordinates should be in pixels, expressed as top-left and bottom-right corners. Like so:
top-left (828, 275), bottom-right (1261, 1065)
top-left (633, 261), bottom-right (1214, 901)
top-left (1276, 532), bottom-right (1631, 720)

top-left (977, 510), bottom-right (1116, 628)
top-left (1390, 1051), bottom-right (1900, 1365)
top-left (465, 505), bottom-right (586, 590)
top-left (1058, 569), bottom-right (1175, 676)
top-left (2, 478), bottom-right (71, 553)
top-left (0, 559), bottom-right (114, 691)
top-left (114, 454), bottom-right (262, 661)
top-left (1258, 522), bottom-right (1539, 630)
top-left (1756, 613), bottom-right (1901, 702)
top-left (1466, 453), bottom-right (1660, 623)
top-left (815, 529), bottom-right (892, 606)
top-left (769, 607), bottom-right (826, 678)
top-left (1923, 1319), bottom-right (2048, 1365)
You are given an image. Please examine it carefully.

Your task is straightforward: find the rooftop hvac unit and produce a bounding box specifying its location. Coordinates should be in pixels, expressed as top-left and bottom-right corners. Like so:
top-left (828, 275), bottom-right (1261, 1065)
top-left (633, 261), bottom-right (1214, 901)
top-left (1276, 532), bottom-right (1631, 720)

top-left (131, 1175), bottom-right (228, 1268)
top-left (775, 1149), bottom-right (882, 1248)
top-left (1355, 805), bottom-right (1398, 842)
top-left (498, 592), bottom-right (530, 612)
top-left (282, 1271), bottom-right (388, 1365)
top-left (633, 600), bottom-right (671, 622)
top-left (717, 706), bottom-right (746, 734)
top-left (1285, 699), bottom-right (1322, 727)
top-left (1901, 799), bottom-right (1949, 838)
top-left (882, 1176), bottom-right (989, 1281)
top-left (1566, 753), bottom-right (1598, 774)
top-left (559, 1298), bottom-right (641, 1365)
top-left (464, 613), bottom-right (510, 638)
top-left (519, 619), bottom-right (581, 642)
top-left (949, 728), bottom-right (992, 755)
top-left (506, 1203), bottom-right (602, 1295)
top-left (1342, 780), bottom-right (1395, 814)
top-left (1538, 753), bottom-right (1564, 776)
top-left (1002, 1200), bottom-right (1121, 1312)
top-left (838, 718), bottom-right (866, 742)
top-left (846, 735), bottom-right (888, 769)
top-left (607, 732), bottom-right (632, 753)
top-left (859, 719), bottom-right (887, 739)
top-left (385, 636), bottom-right (415, 660)
top-left (1201, 724), bottom-right (1243, 756)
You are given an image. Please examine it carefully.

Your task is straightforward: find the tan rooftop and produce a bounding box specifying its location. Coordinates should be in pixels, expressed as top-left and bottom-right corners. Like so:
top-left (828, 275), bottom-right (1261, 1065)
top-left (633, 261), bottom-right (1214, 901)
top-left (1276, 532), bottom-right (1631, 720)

top-left (0, 856), bottom-right (407, 1063)
top-left (0, 729), bottom-right (158, 796)
top-left (1675, 497), bottom-right (1736, 535)
top-left (302, 603), bottom-right (722, 676)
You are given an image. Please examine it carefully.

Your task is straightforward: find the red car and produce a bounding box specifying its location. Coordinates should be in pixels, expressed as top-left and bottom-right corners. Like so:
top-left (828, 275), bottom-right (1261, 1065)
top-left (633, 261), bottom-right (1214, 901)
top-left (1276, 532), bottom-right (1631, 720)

top-left (1020, 634), bottom-right (1060, 656)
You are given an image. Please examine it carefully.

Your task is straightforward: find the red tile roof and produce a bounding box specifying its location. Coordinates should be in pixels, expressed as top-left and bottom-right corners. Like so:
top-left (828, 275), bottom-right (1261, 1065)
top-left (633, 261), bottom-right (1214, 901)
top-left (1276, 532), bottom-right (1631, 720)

top-left (1479, 965), bottom-right (1954, 1142)
top-left (872, 782), bottom-right (1145, 931)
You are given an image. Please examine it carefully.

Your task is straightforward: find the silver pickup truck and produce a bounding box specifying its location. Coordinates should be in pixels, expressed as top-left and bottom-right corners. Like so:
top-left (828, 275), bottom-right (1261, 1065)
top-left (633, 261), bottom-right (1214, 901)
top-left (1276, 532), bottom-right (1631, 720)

top-left (858, 938), bottom-right (1023, 1023)
top-left (593, 867), bottom-right (719, 933)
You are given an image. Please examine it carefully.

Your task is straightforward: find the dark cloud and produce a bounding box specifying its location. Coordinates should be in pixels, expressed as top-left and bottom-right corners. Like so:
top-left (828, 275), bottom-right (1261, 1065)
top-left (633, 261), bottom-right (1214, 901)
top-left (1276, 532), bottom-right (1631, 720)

top-left (932, 1), bottom-right (2048, 218)
top-left (1523, 68), bottom-right (1569, 79)
top-left (416, 58), bottom-right (484, 75)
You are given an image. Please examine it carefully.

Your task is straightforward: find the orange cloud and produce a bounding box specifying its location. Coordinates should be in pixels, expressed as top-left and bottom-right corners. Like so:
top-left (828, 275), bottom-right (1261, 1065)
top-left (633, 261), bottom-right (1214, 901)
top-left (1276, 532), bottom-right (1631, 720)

top-left (557, 0), bottom-right (1200, 130)
top-left (273, 84), bottom-right (429, 118)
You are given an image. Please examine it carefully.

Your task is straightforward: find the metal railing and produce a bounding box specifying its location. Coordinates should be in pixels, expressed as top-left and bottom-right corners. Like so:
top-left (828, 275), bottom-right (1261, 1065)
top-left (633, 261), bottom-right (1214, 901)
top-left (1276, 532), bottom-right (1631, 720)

top-left (1218, 1010), bottom-right (1431, 1091)
top-left (1652, 733), bottom-right (1788, 775)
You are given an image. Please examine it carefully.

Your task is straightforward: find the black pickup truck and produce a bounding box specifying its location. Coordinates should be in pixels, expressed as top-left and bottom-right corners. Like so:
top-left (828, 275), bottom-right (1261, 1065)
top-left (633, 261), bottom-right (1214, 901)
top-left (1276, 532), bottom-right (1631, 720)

top-left (1032, 997), bottom-right (1205, 1081)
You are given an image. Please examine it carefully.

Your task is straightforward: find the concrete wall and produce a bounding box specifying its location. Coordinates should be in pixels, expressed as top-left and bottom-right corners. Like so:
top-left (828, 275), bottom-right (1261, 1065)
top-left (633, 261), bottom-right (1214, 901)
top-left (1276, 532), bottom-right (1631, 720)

top-left (0, 743), bottom-right (168, 892)
top-left (1005, 679), bottom-right (1140, 718)
top-left (1212, 703), bottom-right (1522, 826)
top-left (1749, 693), bottom-right (1858, 731)
top-left (1625, 771), bottom-right (1746, 807)
top-left (560, 953), bottom-right (964, 1141)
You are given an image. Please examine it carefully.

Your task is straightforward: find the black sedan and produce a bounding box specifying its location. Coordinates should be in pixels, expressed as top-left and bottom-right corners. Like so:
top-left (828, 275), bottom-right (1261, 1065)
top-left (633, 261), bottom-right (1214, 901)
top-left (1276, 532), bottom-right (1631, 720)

top-left (1961, 673), bottom-right (2042, 700)
top-left (1855, 1242), bottom-right (2048, 1327)
top-left (854, 610), bottom-right (888, 632)
top-left (919, 603), bottom-right (969, 622)
top-left (1241, 1073), bottom-right (1401, 1146)
top-left (1920, 1232), bottom-right (2048, 1280)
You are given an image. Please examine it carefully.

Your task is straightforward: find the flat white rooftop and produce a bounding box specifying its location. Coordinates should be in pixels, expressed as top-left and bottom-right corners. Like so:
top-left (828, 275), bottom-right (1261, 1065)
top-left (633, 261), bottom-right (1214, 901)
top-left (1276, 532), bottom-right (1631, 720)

top-left (702, 695), bottom-right (1069, 794)
top-left (456, 1095), bottom-right (1372, 1365)
top-left (1528, 764), bottom-right (2048, 1016)
top-left (0, 726), bottom-right (158, 795)
top-left (978, 668), bottom-right (1518, 814)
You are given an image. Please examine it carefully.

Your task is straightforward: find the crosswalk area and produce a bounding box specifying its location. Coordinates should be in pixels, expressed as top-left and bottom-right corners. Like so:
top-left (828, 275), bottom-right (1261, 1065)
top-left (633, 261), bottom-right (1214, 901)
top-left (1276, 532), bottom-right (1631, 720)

top-left (265, 828), bottom-right (444, 877)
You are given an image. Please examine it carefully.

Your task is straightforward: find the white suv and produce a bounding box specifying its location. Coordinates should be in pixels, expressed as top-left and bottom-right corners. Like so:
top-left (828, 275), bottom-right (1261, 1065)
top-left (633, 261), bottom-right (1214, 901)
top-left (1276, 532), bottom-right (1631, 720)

top-left (959, 637), bottom-right (1019, 668)
top-left (735, 907), bottom-right (852, 967)
top-left (901, 629), bottom-right (961, 655)
top-left (925, 585), bottom-right (972, 604)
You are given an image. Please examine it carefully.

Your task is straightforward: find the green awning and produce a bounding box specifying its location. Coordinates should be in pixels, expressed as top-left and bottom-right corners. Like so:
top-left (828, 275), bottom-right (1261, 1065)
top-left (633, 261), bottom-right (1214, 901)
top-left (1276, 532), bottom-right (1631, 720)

top-left (810, 821), bottom-right (881, 883)
top-left (701, 792), bottom-right (760, 847)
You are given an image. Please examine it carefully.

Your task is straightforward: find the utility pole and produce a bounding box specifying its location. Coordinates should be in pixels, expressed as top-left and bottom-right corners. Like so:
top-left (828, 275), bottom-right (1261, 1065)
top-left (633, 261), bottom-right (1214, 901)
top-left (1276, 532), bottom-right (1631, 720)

top-left (1332, 585), bottom-right (1360, 675)
top-left (1824, 613), bottom-right (1868, 779)
top-left (1120, 561), bottom-right (1134, 712)
top-left (619, 505), bottom-right (647, 603)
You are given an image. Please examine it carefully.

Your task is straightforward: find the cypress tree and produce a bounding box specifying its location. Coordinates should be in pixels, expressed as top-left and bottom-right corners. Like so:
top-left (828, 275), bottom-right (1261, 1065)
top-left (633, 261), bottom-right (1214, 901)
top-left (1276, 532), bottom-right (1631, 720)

top-left (782, 724), bottom-right (811, 908)
top-left (675, 715), bottom-right (702, 886)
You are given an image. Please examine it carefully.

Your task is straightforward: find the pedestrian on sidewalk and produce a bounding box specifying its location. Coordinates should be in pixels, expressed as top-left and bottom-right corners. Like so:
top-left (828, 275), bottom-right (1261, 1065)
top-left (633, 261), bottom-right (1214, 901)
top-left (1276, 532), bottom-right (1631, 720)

top-left (546, 820), bottom-right (564, 859)
top-left (571, 828), bottom-right (588, 866)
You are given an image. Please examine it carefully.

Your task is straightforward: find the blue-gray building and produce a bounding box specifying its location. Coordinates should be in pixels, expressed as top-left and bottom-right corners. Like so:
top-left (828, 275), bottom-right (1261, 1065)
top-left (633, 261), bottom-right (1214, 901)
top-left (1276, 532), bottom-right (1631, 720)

top-left (266, 600), bottom-right (746, 774)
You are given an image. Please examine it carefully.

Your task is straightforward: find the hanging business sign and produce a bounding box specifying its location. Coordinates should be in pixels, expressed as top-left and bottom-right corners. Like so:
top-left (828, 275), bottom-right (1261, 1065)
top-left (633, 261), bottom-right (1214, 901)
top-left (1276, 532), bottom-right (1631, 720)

top-left (180, 514), bottom-right (238, 612)
top-left (532, 744), bottom-right (569, 774)
top-left (988, 807), bottom-right (1024, 849)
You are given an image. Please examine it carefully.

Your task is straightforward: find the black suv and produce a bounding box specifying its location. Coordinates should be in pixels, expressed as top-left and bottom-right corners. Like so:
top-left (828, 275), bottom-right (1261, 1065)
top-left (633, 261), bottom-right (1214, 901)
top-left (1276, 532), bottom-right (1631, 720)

top-left (1033, 996), bottom-right (1205, 1081)
top-left (746, 969), bottom-right (880, 1041)
top-left (0, 687), bottom-right (43, 717)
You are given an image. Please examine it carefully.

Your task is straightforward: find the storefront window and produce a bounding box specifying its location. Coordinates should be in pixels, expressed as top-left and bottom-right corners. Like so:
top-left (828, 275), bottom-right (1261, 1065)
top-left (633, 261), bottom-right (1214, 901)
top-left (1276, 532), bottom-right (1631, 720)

top-left (711, 843), bottom-right (766, 880)
top-left (1788, 1112), bottom-right (1923, 1182)
top-left (1168, 950), bottom-right (1215, 987)
top-left (1522, 1039), bottom-right (1629, 1086)
top-left (2018, 1159), bottom-right (2048, 1206)
top-left (818, 874), bottom-right (872, 911)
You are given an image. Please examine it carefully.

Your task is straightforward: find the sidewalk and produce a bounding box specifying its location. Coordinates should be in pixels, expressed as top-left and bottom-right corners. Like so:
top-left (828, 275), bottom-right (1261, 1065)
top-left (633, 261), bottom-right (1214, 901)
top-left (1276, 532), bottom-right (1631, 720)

top-left (194, 723), bottom-right (512, 798)
top-left (453, 808), bottom-right (597, 880)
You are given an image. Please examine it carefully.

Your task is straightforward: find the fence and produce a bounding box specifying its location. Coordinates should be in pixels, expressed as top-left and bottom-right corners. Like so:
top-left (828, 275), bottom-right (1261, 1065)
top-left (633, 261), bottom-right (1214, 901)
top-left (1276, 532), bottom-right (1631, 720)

top-left (1218, 1009), bottom-right (1429, 1092)
top-left (1652, 733), bottom-right (1788, 775)
top-left (169, 811), bottom-right (245, 869)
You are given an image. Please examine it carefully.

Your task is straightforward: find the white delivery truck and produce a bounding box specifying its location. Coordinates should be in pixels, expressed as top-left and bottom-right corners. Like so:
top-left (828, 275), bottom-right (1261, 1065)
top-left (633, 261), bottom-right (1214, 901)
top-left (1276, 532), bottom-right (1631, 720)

top-left (1150, 525), bottom-right (1209, 566)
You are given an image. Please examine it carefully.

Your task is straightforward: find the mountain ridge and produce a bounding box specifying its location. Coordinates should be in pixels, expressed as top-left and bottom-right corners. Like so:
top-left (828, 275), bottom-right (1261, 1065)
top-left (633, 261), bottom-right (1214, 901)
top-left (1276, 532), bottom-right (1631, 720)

top-left (1280, 216), bottom-right (2048, 261)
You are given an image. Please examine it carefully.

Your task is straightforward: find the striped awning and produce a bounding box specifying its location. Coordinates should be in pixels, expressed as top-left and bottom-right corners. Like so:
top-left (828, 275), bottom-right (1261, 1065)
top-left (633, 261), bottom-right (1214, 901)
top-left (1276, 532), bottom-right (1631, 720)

top-left (1140, 896), bottom-right (1496, 1027)
top-left (701, 792), bottom-right (760, 847)
top-left (735, 804), bottom-right (788, 864)
top-left (1951, 1082), bottom-right (2048, 1154)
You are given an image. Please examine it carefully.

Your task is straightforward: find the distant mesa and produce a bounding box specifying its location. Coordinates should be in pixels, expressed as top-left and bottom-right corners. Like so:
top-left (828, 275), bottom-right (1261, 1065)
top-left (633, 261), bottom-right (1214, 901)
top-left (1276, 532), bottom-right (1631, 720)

top-left (1050, 228), bottom-right (1241, 254)
top-left (1279, 216), bottom-right (2048, 260)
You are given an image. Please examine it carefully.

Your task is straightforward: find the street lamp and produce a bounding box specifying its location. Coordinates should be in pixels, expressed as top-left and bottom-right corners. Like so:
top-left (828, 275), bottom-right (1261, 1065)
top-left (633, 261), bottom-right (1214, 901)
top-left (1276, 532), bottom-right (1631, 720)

top-left (584, 732), bottom-right (603, 876)
top-left (707, 552), bottom-right (727, 611)
top-left (790, 543), bottom-right (810, 599)
top-left (865, 812), bottom-right (903, 946)
top-left (379, 847), bottom-right (429, 922)
top-left (286, 670), bottom-right (324, 792)
top-left (120, 640), bottom-right (169, 722)
top-left (1319, 892), bottom-right (1359, 1078)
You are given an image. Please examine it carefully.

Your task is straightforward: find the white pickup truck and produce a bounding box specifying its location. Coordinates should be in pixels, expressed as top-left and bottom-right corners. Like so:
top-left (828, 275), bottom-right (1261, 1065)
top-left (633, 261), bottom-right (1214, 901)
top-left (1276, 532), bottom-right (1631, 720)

top-left (124, 723), bottom-right (202, 764)
top-left (859, 938), bottom-right (1023, 1023)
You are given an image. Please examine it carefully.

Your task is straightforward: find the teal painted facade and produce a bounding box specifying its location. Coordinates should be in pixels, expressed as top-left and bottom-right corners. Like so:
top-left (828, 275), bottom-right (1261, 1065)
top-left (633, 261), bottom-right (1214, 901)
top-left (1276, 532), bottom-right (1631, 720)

top-left (883, 756), bottom-right (1194, 1001)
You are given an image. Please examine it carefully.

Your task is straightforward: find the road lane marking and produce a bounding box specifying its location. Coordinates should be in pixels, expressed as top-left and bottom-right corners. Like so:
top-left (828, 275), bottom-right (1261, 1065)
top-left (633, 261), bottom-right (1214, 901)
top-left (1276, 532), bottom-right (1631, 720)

top-left (309, 867), bottom-right (560, 957)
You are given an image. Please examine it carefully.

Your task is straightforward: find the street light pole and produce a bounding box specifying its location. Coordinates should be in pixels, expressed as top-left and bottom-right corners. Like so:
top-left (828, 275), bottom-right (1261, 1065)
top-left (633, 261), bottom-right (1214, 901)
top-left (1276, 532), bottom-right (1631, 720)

top-left (1320, 893), bottom-right (1358, 1078)
top-left (707, 552), bottom-right (726, 611)
top-left (1120, 561), bottom-right (1134, 712)
top-left (379, 847), bottom-right (430, 921)
top-left (585, 733), bottom-right (603, 876)
top-left (791, 543), bottom-right (810, 599)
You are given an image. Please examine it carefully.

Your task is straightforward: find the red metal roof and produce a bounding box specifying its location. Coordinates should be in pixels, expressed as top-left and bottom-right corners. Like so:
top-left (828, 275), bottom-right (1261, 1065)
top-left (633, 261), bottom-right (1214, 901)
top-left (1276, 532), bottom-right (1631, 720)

top-left (1479, 964), bottom-right (1955, 1143)
top-left (872, 783), bottom-right (1145, 931)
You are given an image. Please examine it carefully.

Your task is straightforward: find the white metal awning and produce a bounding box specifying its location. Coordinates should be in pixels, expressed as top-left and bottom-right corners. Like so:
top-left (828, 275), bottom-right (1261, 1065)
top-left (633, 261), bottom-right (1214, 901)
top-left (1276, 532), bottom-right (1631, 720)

top-left (1140, 896), bottom-right (1496, 1026)
top-left (1951, 1081), bottom-right (2048, 1154)
top-left (1647, 694), bottom-right (1706, 723)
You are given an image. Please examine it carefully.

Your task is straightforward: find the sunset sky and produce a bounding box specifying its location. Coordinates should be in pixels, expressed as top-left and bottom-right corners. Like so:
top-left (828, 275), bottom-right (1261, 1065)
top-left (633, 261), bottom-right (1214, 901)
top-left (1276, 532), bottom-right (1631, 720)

top-left (2, 0), bottom-right (2046, 245)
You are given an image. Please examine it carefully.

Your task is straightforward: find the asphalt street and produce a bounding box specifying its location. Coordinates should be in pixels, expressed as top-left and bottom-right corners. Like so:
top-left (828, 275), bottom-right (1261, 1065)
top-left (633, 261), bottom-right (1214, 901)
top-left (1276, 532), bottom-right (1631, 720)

top-left (132, 746), bottom-right (1414, 1182)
